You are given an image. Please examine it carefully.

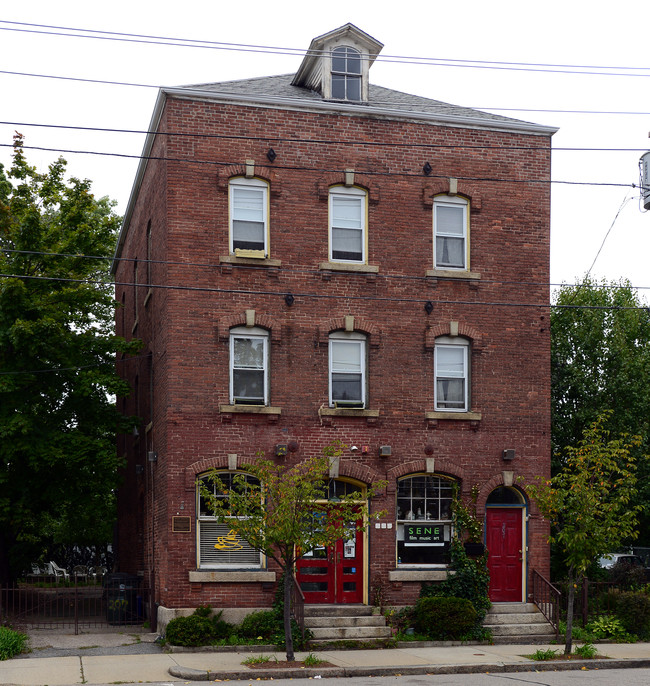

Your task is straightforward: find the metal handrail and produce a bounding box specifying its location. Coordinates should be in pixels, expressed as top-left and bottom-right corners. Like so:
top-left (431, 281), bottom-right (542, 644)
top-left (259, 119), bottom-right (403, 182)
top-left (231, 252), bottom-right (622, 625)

top-left (532, 569), bottom-right (561, 640)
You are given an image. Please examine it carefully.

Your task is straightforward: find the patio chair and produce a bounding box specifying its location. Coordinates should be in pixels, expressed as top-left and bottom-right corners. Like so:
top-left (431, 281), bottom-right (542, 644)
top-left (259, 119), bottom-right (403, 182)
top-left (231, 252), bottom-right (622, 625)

top-left (72, 565), bottom-right (88, 582)
top-left (49, 561), bottom-right (69, 582)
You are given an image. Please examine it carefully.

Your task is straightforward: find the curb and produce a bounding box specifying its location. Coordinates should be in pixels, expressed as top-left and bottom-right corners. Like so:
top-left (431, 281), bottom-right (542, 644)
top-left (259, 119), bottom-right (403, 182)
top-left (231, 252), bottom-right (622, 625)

top-left (169, 657), bottom-right (650, 681)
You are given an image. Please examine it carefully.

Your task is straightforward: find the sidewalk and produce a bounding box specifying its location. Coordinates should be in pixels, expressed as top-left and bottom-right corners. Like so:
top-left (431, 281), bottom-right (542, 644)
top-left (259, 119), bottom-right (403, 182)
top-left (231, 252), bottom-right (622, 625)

top-left (1, 628), bottom-right (649, 685)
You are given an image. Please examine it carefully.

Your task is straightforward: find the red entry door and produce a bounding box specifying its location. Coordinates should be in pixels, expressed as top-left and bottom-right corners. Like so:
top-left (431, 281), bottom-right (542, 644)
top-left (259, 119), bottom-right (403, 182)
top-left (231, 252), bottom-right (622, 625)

top-left (486, 508), bottom-right (523, 602)
top-left (296, 520), bottom-right (364, 603)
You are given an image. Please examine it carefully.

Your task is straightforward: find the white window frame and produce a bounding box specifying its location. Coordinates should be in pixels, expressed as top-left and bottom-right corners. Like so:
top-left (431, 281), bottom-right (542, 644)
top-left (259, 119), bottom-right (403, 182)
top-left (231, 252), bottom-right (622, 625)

top-left (396, 474), bottom-right (454, 568)
top-left (229, 326), bottom-right (269, 405)
top-left (331, 46), bottom-right (362, 101)
top-left (197, 472), bottom-right (263, 569)
top-left (433, 195), bottom-right (468, 270)
top-left (329, 331), bottom-right (366, 408)
top-left (434, 336), bottom-right (469, 412)
top-left (329, 186), bottom-right (367, 264)
top-left (229, 177), bottom-right (269, 258)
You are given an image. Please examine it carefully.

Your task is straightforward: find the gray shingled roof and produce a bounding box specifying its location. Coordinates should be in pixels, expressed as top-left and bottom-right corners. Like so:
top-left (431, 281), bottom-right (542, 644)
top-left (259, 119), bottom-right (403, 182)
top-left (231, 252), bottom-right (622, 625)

top-left (177, 73), bottom-right (540, 128)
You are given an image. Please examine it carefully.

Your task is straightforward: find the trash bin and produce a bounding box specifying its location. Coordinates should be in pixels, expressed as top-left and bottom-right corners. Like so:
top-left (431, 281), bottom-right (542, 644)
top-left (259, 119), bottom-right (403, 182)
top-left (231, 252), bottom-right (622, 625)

top-left (104, 573), bottom-right (141, 624)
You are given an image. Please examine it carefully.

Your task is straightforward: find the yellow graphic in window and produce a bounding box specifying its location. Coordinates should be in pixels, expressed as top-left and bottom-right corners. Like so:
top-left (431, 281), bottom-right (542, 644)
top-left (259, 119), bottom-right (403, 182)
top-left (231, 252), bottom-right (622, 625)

top-left (214, 529), bottom-right (244, 551)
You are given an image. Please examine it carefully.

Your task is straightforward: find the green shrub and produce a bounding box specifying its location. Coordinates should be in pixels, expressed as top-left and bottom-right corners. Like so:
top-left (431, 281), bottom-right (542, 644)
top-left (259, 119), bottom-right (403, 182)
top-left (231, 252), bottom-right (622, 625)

top-left (165, 615), bottom-right (215, 646)
top-left (528, 648), bottom-right (558, 661)
top-left (616, 592), bottom-right (650, 638)
top-left (413, 596), bottom-right (477, 640)
top-left (0, 626), bottom-right (28, 660)
top-left (573, 643), bottom-right (598, 659)
top-left (586, 614), bottom-right (625, 639)
top-left (238, 609), bottom-right (281, 639)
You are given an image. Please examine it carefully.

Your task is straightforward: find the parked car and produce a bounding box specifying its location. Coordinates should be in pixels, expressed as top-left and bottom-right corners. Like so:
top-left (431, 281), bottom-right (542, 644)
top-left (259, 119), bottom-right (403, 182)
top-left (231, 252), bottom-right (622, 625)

top-left (598, 553), bottom-right (645, 570)
top-left (598, 553), bottom-right (650, 582)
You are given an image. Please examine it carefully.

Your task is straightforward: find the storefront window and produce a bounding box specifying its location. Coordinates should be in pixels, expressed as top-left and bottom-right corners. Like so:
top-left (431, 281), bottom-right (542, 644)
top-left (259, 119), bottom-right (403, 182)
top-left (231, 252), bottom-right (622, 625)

top-left (396, 475), bottom-right (454, 566)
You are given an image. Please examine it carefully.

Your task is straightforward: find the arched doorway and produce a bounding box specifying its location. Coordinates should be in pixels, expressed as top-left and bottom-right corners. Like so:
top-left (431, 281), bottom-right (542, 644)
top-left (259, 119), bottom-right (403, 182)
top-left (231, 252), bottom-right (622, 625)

top-left (295, 478), bottom-right (367, 604)
top-left (486, 486), bottom-right (527, 602)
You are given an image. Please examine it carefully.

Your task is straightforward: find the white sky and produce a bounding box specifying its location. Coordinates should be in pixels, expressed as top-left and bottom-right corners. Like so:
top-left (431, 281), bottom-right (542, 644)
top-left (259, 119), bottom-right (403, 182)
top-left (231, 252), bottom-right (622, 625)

top-left (1, 0), bottom-right (649, 297)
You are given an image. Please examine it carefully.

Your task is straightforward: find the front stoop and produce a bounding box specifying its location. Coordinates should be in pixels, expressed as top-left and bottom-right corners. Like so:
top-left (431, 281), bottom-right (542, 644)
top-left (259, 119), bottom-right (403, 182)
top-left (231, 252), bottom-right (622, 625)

top-left (305, 604), bottom-right (392, 643)
top-left (483, 603), bottom-right (557, 644)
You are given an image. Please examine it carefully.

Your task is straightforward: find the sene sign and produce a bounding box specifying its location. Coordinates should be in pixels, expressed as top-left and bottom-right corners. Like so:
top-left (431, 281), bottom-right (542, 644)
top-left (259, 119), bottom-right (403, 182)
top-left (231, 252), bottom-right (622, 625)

top-left (404, 524), bottom-right (444, 547)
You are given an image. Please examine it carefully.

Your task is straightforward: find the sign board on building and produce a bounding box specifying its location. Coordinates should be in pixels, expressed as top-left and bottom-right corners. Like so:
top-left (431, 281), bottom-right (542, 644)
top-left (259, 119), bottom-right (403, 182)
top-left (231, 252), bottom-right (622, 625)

top-left (404, 524), bottom-right (444, 546)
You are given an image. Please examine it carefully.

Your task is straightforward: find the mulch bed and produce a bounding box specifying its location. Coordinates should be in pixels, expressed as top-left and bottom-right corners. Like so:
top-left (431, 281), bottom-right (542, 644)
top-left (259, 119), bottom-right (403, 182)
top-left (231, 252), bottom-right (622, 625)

top-left (247, 660), bottom-right (336, 669)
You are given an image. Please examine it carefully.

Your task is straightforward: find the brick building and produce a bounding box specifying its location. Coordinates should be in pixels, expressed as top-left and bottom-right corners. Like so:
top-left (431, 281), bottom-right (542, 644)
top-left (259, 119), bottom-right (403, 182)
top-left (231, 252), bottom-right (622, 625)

top-left (113, 24), bottom-right (555, 621)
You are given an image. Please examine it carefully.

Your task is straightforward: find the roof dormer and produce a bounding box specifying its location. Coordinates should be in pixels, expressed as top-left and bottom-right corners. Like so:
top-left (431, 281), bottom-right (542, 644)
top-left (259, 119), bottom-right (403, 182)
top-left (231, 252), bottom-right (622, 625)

top-left (291, 24), bottom-right (383, 103)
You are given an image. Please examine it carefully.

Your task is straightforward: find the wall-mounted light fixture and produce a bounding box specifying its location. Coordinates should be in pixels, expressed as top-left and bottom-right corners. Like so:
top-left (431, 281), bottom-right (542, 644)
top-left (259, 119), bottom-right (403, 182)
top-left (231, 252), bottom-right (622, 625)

top-left (423, 162), bottom-right (432, 176)
top-left (424, 301), bottom-right (434, 315)
top-left (284, 293), bottom-right (295, 307)
top-left (502, 449), bottom-right (515, 462)
top-left (135, 464), bottom-right (144, 475)
top-left (148, 451), bottom-right (158, 463)
top-left (379, 445), bottom-right (392, 457)
top-left (267, 148), bottom-right (277, 162)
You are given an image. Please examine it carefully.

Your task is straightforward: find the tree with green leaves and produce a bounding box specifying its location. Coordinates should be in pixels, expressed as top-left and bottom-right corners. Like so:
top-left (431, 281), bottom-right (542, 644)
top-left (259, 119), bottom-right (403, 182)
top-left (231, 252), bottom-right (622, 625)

top-left (201, 445), bottom-right (386, 661)
top-left (0, 135), bottom-right (139, 585)
top-left (524, 413), bottom-right (641, 654)
top-left (552, 278), bottom-right (650, 538)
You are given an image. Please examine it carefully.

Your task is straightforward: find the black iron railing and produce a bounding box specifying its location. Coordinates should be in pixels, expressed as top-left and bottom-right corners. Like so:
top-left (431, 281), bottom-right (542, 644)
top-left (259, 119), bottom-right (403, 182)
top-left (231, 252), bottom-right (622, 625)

top-left (532, 569), bottom-right (560, 639)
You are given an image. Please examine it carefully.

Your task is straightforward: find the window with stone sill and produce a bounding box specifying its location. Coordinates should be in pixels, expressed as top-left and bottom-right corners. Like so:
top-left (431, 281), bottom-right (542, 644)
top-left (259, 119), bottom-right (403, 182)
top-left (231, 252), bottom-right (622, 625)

top-left (229, 177), bottom-right (269, 258)
top-left (434, 195), bottom-right (469, 271)
top-left (197, 472), bottom-right (262, 568)
top-left (329, 331), bottom-right (367, 409)
top-left (329, 185), bottom-right (367, 264)
top-left (230, 326), bottom-right (269, 406)
top-left (434, 336), bottom-right (470, 412)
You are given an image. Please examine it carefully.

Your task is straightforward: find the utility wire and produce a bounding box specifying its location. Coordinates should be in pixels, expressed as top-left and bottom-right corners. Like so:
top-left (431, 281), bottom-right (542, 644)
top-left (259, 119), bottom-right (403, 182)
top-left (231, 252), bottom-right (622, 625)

top-left (1, 271), bottom-right (648, 312)
top-left (0, 142), bottom-right (635, 189)
top-left (2, 120), bottom-right (648, 152)
top-left (2, 21), bottom-right (650, 77)
top-left (2, 70), bottom-right (650, 118)
top-left (2, 248), bottom-right (650, 293)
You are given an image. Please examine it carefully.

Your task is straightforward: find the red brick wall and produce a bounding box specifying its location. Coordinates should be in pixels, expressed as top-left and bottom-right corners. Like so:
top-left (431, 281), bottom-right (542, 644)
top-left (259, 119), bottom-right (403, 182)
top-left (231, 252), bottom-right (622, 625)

top-left (116, 95), bottom-right (552, 610)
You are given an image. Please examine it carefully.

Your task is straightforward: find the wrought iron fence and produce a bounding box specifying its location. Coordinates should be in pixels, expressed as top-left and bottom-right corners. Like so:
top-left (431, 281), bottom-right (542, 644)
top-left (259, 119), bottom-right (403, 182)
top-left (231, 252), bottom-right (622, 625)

top-left (1, 576), bottom-right (152, 634)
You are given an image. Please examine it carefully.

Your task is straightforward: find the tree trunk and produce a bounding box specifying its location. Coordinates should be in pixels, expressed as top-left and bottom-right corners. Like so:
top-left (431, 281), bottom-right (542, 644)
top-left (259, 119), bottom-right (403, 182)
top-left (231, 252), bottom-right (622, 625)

top-left (283, 567), bottom-right (295, 662)
top-left (564, 568), bottom-right (575, 655)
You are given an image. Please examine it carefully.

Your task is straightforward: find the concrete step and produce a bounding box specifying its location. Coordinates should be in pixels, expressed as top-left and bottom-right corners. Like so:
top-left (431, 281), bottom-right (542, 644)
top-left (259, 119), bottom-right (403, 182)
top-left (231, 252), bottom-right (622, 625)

top-left (309, 625), bottom-right (393, 640)
top-left (485, 622), bottom-right (556, 636)
top-left (304, 604), bottom-right (372, 617)
top-left (491, 633), bottom-right (557, 645)
top-left (487, 603), bottom-right (540, 614)
top-left (305, 615), bottom-right (387, 628)
top-left (485, 612), bottom-right (550, 625)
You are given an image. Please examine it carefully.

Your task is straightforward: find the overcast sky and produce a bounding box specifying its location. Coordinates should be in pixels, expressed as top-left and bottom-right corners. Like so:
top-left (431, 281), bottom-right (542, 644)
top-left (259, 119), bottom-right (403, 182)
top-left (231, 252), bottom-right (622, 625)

top-left (1, 0), bottom-right (648, 297)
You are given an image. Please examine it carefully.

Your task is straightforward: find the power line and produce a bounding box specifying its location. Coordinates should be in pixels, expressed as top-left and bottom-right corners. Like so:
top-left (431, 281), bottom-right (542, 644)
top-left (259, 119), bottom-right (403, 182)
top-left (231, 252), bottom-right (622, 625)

top-left (2, 70), bottom-right (650, 119)
top-left (0, 142), bottom-right (636, 190)
top-left (3, 248), bottom-right (650, 293)
top-left (2, 120), bottom-right (649, 153)
top-left (1, 271), bottom-right (648, 312)
top-left (2, 21), bottom-right (650, 78)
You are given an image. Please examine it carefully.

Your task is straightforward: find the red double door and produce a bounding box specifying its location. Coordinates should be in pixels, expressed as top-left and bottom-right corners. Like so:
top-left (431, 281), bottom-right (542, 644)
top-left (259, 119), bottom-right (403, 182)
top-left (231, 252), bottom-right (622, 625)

top-left (295, 520), bottom-right (364, 603)
top-left (486, 508), bottom-right (524, 602)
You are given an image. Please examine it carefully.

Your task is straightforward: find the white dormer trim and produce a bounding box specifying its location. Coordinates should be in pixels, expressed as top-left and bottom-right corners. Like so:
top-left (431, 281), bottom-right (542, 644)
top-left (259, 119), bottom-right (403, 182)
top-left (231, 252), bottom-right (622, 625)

top-left (291, 23), bottom-right (383, 103)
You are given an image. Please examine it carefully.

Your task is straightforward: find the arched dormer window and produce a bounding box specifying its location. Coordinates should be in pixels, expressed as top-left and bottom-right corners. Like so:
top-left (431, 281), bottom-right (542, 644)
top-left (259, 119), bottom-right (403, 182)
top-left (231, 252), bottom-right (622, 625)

top-left (331, 46), bottom-right (362, 101)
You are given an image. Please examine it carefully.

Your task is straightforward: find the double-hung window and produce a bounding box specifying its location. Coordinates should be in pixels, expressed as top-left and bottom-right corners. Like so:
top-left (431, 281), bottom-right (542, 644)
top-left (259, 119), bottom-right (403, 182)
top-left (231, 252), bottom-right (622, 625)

top-left (329, 331), bottom-right (366, 408)
top-left (329, 186), bottom-right (367, 263)
top-left (229, 178), bottom-right (268, 257)
top-left (198, 472), bottom-right (262, 568)
top-left (434, 337), bottom-right (469, 412)
top-left (434, 196), bottom-right (468, 270)
top-left (230, 327), bottom-right (268, 405)
top-left (331, 46), bottom-right (362, 101)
